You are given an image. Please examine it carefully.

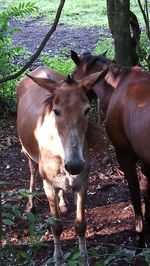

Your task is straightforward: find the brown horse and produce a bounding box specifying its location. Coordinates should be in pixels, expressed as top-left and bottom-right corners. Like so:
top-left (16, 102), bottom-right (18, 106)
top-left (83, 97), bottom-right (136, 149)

top-left (71, 50), bottom-right (150, 246)
top-left (17, 66), bottom-right (108, 265)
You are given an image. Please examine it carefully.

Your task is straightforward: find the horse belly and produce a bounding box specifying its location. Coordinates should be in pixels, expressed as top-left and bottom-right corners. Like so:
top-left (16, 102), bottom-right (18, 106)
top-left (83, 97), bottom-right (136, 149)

top-left (124, 109), bottom-right (150, 165)
top-left (17, 116), bottom-right (40, 163)
top-left (105, 103), bottom-right (130, 149)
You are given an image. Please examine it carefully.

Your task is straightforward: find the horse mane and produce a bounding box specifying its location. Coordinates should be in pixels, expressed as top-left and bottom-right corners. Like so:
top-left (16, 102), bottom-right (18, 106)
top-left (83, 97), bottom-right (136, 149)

top-left (65, 75), bottom-right (74, 84)
top-left (40, 96), bottom-right (53, 124)
top-left (108, 64), bottom-right (131, 80)
top-left (81, 52), bottom-right (109, 73)
top-left (80, 52), bottom-right (132, 82)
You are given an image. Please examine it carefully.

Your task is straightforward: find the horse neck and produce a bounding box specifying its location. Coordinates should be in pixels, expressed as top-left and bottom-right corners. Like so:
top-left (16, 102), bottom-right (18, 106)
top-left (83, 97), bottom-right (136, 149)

top-left (93, 79), bottom-right (115, 111)
top-left (95, 66), bottom-right (125, 110)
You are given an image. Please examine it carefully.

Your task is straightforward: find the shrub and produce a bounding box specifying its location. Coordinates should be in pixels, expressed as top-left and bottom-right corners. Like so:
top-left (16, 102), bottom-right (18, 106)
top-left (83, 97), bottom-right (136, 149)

top-left (0, 1), bottom-right (38, 115)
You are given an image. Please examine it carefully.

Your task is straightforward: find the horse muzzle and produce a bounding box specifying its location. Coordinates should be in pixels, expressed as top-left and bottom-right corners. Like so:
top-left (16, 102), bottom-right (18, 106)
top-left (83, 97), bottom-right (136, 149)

top-left (65, 160), bottom-right (85, 175)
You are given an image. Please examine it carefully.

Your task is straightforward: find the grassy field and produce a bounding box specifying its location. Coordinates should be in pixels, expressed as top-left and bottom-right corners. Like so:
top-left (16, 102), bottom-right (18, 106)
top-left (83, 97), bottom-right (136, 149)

top-left (1, 0), bottom-right (145, 28)
top-left (0, 0), bottom-right (147, 102)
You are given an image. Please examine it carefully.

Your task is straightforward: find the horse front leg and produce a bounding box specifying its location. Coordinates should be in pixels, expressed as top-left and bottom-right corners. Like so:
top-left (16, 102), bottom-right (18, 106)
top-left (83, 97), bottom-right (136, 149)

top-left (26, 157), bottom-right (38, 213)
top-left (116, 149), bottom-right (144, 247)
top-left (74, 183), bottom-right (89, 266)
top-left (43, 180), bottom-right (63, 266)
top-left (58, 189), bottom-right (68, 214)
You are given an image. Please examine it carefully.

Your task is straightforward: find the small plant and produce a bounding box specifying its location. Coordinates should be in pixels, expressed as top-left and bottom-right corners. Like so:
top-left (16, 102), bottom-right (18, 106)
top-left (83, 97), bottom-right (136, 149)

top-left (1, 188), bottom-right (51, 264)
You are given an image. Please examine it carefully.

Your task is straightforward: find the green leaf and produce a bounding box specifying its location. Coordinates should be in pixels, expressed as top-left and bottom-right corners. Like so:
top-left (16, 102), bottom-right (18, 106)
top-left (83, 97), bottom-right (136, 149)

top-left (96, 262), bottom-right (105, 266)
top-left (0, 181), bottom-right (14, 185)
top-left (136, 250), bottom-right (150, 263)
top-left (2, 203), bottom-right (12, 208)
top-left (72, 251), bottom-right (80, 260)
top-left (43, 257), bottom-right (54, 265)
top-left (28, 241), bottom-right (49, 247)
top-left (17, 250), bottom-right (28, 259)
top-left (88, 247), bottom-right (97, 257)
top-left (3, 219), bottom-right (15, 225)
top-left (119, 248), bottom-right (135, 263)
top-left (18, 189), bottom-right (44, 197)
top-left (0, 143), bottom-right (5, 150)
top-left (67, 261), bottom-right (78, 266)
top-left (64, 251), bottom-right (73, 260)
top-left (104, 254), bottom-right (116, 265)
top-left (2, 212), bottom-right (14, 219)
top-left (26, 211), bottom-right (36, 222)
top-left (12, 208), bottom-right (21, 217)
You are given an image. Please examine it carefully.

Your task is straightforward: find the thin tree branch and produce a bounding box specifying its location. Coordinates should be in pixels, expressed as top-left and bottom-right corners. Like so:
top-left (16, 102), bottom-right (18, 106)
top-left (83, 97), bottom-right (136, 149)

top-left (137, 0), bottom-right (150, 38)
top-left (130, 11), bottom-right (141, 43)
top-left (0, 0), bottom-right (66, 84)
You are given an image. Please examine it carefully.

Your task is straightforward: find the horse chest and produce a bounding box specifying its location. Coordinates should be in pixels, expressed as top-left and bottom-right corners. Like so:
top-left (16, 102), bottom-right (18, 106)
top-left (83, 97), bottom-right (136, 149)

top-left (39, 155), bottom-right (78, 190)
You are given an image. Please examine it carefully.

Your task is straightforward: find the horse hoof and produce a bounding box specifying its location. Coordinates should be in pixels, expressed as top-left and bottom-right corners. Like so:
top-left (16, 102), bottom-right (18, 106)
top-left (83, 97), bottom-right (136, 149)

top-left (135, 234), bottom-right (146, 250)
top-left (26, 205), bottom-right (36, 214)
top-left (143, 221), bottom-right (150, 233)
top-left (59, 205), bottom-right (68, 215)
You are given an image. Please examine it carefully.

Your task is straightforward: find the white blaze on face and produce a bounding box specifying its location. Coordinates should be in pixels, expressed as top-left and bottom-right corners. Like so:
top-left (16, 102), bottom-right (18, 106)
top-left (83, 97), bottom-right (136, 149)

top-left (34, 112), bottom-right (65, 159)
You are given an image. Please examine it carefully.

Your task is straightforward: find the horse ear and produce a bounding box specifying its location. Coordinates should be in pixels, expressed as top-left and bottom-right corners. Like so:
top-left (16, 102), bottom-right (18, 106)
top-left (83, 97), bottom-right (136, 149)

top-left (26, 74), bottom-right (58, 93)
top-left (70, 50), bottom-right (81, 65)
top-left (78, 68), bottom-right (109, 92)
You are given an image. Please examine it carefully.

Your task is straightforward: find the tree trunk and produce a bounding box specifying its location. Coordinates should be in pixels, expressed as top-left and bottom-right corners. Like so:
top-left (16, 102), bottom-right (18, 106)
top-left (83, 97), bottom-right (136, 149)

top-left (107, 0), bottom-right (139, 66)
top-left (107, 0), bottom-right (115, 36)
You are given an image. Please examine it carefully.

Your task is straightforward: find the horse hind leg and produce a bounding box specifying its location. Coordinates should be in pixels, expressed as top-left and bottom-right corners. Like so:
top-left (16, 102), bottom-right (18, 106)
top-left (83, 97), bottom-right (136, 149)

top-left (116, 149), bottom-right (144, 247)
top-left (26, 157), bottom-right (38, 213)
top-left (140, 162), bottom-right (150, 229)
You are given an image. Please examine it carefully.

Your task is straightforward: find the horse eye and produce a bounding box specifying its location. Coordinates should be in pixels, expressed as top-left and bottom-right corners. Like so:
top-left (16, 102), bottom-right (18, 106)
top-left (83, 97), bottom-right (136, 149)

top-left (53, 109), bottom-right (61, 116)
top-left (84, 107), bottom-right (91, 115)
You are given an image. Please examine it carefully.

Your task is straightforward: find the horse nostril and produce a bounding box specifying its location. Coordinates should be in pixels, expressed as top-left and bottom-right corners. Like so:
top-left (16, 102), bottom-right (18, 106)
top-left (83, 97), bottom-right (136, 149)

top-left (65, 161), bottom-right (85, 175)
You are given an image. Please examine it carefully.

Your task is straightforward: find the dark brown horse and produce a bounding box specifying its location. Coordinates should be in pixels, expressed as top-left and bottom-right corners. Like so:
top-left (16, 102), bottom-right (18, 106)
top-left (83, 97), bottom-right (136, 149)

top-left (17, 66), bottom-right (108, 265)
top-left (71, 50), bottom-right (150, 246)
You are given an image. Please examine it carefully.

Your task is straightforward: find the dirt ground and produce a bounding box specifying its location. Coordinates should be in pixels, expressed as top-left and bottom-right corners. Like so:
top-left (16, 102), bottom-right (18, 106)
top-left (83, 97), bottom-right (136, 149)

top-left (10, 18), bottom-right (111, 68)
top-left (1, 19), bottom-right (150, 265)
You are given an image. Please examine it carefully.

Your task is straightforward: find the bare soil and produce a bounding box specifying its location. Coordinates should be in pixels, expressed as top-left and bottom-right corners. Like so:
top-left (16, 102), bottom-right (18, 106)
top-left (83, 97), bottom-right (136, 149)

top-left (1, 20), bottom-right (150, 265)
top-left (10, 18), bottom-right (111, 67)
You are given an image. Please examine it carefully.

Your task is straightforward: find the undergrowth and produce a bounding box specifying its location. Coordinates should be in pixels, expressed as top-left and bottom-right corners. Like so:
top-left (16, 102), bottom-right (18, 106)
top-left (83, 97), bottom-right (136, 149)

top-left (0, 1), bottom-right (37, 114)
top-left (1, 187), bottom-right (150, 265)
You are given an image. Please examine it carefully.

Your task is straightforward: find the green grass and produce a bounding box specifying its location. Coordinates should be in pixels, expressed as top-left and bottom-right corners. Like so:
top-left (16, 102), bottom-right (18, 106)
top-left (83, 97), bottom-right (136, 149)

top-left (0, 0), bottom-right (145, 28)
top-left (41, 54), bottom-right (75, 75)
top-left (94, 38), bottom-right (115, 59)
